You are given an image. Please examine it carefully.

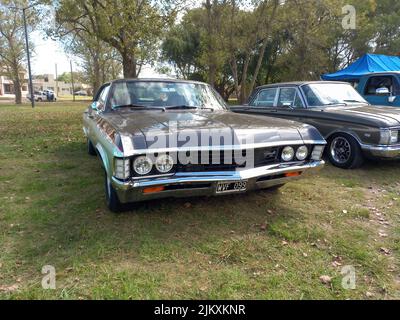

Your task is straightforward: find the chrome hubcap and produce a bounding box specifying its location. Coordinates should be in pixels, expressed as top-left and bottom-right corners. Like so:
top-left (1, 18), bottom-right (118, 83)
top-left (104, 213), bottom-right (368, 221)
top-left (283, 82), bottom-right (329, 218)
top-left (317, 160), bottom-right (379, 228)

top-left (330, 137), bottom-right (351, 164)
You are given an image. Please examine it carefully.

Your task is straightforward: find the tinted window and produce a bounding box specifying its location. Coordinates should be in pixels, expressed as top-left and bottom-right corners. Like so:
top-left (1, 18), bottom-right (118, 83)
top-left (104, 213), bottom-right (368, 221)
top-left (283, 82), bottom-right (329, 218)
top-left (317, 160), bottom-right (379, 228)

top-left (253, 88), bottom-right (277, 107)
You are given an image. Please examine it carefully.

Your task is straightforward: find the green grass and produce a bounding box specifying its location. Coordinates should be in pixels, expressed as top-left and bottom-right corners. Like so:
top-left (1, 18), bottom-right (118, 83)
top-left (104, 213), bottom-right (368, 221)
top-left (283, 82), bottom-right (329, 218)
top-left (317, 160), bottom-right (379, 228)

top-left (0, 102), bottom-right (399, 300)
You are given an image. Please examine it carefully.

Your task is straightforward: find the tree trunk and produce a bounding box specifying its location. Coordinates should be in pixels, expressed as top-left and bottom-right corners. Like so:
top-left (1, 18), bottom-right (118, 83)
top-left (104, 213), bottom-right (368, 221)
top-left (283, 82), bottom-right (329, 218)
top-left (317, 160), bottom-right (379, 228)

top-left (13, 75), bottom-right (22, 105)
top-left (92, 54), bottom-right (101, 94)
top-left (121, 52), bottom-right (137, 78)
top-left (205, 0), bottom-right (216, 87)
top-left (239, 53), bottom-right (251, 104)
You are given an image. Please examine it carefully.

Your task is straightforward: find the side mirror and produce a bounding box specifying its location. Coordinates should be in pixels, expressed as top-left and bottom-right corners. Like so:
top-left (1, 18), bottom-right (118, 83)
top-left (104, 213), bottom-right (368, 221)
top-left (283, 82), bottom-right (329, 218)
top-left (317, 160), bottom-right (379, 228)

top-left (281, 102), bottom-right (293, 108)
top-left (91, 101), bottom-right (100, 111)
top-left (376, 87), bottom-right (390, 95)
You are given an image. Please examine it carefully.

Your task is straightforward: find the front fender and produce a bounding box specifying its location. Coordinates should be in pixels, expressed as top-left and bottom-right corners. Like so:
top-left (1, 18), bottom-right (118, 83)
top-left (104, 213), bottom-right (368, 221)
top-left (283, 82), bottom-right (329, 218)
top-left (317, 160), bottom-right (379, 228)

top-left (96, 143), bottom-right (112, 175)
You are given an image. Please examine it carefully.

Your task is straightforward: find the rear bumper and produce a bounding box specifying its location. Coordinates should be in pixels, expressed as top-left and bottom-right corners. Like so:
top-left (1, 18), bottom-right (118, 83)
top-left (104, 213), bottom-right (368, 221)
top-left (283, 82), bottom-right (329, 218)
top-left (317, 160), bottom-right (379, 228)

top-left (111, 160), bottom-right (325, 204)
top-left (361, 144), bottom-right (400, 159)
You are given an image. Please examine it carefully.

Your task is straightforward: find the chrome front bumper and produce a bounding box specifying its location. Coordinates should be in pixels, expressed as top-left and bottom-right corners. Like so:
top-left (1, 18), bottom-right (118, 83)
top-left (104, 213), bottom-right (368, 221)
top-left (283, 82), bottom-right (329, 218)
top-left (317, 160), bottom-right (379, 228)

top-left (361, 144), bottom-right (400, 158)
top-left (111, 160), bottom-right (325, 204)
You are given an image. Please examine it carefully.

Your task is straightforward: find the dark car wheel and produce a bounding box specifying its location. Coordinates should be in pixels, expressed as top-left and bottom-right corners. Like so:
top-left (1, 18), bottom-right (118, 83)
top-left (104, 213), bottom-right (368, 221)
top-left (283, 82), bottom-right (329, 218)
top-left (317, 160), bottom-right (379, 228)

top-left (327, 134), bottom-right (364, 169)
top-left (87, 139), bottom-right (97, 156)
top-left (105, 173), bottom-right (123, 213)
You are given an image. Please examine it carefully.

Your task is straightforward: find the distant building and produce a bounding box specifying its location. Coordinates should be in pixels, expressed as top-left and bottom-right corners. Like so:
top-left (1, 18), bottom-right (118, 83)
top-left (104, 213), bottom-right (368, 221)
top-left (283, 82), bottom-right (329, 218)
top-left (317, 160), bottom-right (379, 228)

top-left (33, 74), bottom-right (91, 96)
top-left (0, 69), bottom-right (29, 98)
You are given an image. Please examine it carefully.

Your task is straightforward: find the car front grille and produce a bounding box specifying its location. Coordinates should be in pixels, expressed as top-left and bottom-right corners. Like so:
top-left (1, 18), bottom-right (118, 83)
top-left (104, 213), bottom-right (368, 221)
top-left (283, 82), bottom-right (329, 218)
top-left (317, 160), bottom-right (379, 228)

top-left (175, 147), bottom-right (282, 172)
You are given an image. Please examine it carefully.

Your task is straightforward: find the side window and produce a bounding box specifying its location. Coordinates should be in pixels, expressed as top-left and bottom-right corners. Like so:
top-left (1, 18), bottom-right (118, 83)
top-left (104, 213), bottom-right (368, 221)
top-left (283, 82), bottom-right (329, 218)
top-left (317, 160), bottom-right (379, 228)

top-left (253, 88), bottom-right (277, 107)
top-left (365, 76), bottom-right (395, 95)
top-left (96, 85), bottom-right (110, 111)
top-left (278, 88), bottom-right (304, 109)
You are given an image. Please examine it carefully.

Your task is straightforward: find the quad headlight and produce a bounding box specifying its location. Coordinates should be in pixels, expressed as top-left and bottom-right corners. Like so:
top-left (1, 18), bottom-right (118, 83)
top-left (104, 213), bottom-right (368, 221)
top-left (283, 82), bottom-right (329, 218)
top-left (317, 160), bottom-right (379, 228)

top-left (281, 146), bottom-right (295, 162)
top-left (155, 154), bottom-right (174, 173)
top-left (133, 156), bottom-right (153, 175)
top-left (296, 146), bottom-right (309, 161)
top-left (114, 158), bottom-right (131, 180)
top-left (380, 129), bottom-right (399, 145)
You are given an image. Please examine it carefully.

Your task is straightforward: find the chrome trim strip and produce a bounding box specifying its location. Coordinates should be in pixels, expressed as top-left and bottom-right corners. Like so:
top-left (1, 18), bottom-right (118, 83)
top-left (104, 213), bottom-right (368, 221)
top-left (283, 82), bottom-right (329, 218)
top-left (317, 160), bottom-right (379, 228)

top-left (360, 143), bottom-right (400, 158)
top-left (112, 160), bottom-right (325, 189)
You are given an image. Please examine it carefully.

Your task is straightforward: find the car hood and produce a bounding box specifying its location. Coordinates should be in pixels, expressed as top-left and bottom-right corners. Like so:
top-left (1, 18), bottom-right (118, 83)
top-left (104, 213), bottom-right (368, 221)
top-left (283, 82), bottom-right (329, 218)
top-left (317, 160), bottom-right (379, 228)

top-left (316, 105), bottom-right (400, 127)
top-left (103, 110), bottom-right (323, 153)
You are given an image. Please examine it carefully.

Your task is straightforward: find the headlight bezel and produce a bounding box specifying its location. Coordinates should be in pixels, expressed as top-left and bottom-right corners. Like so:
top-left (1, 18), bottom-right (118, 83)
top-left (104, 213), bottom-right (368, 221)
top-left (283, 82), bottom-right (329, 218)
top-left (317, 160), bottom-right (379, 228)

top-left (380, 129), bottom-right (399, 145)
top-left (114, 158), bottom-right (131, 180)
top-left (311, 145), bottom-right (325, 160)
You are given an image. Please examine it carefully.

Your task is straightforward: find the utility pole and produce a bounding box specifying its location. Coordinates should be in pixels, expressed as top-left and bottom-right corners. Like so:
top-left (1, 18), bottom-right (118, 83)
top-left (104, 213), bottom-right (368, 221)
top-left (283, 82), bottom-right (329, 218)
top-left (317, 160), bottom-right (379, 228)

top-left (70, 60), bottom-right (75, 102)
top-left (22, 7), bottom-right (34, 108)
top-left (55, 63), bottom-right (58, 98)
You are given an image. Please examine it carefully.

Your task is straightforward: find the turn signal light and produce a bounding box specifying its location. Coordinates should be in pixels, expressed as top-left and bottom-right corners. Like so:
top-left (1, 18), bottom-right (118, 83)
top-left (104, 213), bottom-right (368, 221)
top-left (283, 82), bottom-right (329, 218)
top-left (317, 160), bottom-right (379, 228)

top-left (285, 172), bottom-right (302, 178)
top-left (143, 186), bottom-right (165, 194)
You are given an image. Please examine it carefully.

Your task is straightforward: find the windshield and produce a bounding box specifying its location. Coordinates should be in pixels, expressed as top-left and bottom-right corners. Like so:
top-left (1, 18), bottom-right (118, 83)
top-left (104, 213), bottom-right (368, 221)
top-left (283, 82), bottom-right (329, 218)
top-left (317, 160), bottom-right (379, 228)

top-left (109, 81), bottom-right (227, 110)
top-left (302, 83), bottom-right (368, 107)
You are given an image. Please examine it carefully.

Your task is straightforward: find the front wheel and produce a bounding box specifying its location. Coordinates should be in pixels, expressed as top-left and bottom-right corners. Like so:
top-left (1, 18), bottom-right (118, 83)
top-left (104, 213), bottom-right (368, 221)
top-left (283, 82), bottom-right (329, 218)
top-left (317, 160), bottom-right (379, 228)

top-left (105, 173), bottom-right (122, 213)
top-left (327, 134), bottom-right (364, 169)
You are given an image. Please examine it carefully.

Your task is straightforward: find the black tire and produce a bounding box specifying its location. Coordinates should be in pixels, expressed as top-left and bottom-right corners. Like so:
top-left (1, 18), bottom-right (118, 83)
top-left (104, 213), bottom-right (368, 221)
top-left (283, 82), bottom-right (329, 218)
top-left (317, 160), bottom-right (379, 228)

top-left (87, 139), bottom-right (97, 156)
top-left (327, 134), bottom-right (364, 169)
top-left (104, 172), bottom-right (123, 213)
top-left (38, 98), bottom-right (42, 102)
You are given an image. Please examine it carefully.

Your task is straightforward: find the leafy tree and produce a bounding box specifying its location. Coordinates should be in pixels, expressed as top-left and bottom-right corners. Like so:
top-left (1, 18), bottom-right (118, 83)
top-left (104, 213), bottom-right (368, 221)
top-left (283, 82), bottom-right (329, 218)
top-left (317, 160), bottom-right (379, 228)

top-left (54, 0), bottom-right (181, 78)
top-left (0, 0), bottom-right (38, 104)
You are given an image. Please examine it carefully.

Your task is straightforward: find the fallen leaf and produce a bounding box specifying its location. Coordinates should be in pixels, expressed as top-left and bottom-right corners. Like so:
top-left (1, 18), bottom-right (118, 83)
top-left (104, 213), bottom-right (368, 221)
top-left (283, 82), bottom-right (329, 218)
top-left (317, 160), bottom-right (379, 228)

top-left (260, 223), bottom-right (268, 231)
top-left (342, 210), bottom-right (348, 214)
top-left (319, 275), bottom-right (332, 285)
top-left (332, 261), bottom-right (342, 268)
top-left (379, 232), bottom-right (388, 238)
top-left (302, 252), bottom-right (308, 258)
top-left (282, 240), bottom-right (288, 246)
top-left (0, 284), bottom-right (19, 293)
top-left (380, 247), bottom-right (391, 255)
top-left (366, 291), bottom-right (374, 298)
top-left (184, 202), bottom-right (192, 209)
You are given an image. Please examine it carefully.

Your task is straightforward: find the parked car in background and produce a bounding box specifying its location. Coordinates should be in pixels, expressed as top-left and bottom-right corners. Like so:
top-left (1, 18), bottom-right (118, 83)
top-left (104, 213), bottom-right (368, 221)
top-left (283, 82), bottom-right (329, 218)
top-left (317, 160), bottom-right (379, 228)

top-left (27, 91), bottom-right (47, 102)
top-left (75, 90), bottom-right (88, 96)
top-left (83, 79), bottom-right (326, 212)
top-left (43, 90), bottom-right (57, 102)
top-left (230, 81), bottom-right (400, 169)
top-left (354, 72), bottom-right (400, 107)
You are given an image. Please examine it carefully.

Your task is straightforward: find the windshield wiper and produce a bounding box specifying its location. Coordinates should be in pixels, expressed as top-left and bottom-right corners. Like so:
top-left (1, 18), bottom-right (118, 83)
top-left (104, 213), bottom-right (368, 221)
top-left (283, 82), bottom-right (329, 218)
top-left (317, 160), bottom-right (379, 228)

top-left (164, 105), bottom-right (198, 110)
top-left (113, 104), bottom-right (166, 111)
top-left (163, 105), bottom-right (215, 111)
top-left (323, 102), bottom-right (348, 106)
top-left (343, 100), bottom-right (369, 104)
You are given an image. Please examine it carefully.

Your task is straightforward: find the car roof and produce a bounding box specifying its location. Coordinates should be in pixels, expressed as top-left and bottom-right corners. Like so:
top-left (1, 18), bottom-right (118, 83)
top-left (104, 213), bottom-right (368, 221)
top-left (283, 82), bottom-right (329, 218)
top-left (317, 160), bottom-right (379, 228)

top-left (363, 71), bottom-right (400, 76)
top-left (110, 78), bottom-right (208, 86)
top-left (256, 81), bottom-right (350, 90)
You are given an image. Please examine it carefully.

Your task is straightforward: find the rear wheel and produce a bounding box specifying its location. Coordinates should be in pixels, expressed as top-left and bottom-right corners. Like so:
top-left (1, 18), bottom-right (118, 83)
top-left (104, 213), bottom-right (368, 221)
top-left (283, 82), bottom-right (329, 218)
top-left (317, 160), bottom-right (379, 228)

top-left (104, 173), bottom-right (122, 213)
top-left (87, 139), bottom-right (97, 156)
top-left (327, 134), bottom-right (364, 169)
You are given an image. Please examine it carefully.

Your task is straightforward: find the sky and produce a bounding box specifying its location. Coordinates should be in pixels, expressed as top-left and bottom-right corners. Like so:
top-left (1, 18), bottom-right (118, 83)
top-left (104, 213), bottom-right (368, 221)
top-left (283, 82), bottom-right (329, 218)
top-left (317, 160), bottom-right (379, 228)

top-left (30, 31), bottom-right (163, 79)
